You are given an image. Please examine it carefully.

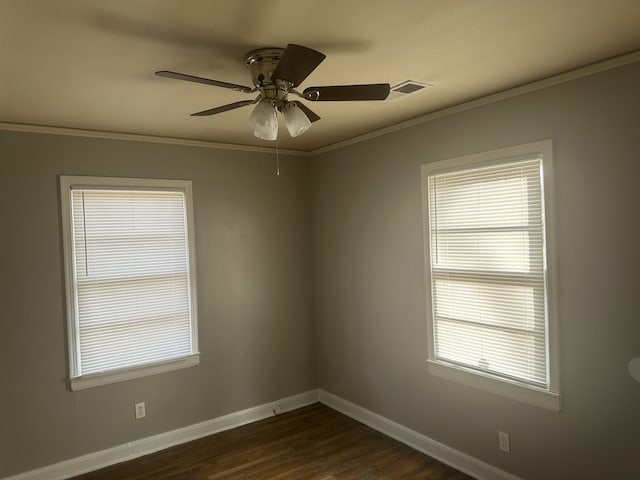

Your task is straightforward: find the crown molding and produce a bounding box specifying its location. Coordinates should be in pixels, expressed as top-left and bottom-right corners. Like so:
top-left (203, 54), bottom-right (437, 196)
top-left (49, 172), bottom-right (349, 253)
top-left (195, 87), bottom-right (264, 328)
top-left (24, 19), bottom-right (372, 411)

top-left (0, 122), bottom-right (310, 157)
top-left (1, 50), bottom-right (638, 157)
top-left (308, 50), bottom-right (640, 156)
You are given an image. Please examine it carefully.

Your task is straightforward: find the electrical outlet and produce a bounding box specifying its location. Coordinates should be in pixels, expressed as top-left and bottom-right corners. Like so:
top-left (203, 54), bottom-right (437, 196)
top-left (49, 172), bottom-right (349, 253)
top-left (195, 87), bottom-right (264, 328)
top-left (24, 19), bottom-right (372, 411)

top-left (135, 402), bottom-right (146, 420)
top-left (498, 431), bottom-right (510, 452)
top-left (272, 403), bottom-right (282, 415)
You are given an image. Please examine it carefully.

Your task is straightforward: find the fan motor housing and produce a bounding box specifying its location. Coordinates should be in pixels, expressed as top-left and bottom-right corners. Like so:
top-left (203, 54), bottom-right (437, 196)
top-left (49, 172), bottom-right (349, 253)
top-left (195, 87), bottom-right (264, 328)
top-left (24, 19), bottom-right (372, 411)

top-left (245, 48), bottom-right (284, 88)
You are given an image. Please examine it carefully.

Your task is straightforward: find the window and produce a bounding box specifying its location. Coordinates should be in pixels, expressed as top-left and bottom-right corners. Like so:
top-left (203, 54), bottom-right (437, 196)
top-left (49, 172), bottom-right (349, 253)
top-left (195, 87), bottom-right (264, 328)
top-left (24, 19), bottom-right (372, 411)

top-left (421, 140), bottom-right (559, 411)
top-left (60, 176), bottom-right (199, 390)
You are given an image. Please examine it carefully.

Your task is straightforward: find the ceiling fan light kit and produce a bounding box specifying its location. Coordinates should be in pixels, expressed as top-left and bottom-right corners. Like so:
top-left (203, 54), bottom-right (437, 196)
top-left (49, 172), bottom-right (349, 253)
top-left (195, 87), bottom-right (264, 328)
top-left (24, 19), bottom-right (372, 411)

top-left (282, 102), bottom-right (312, 137)
top-left (249, 98), bottom-right (278, 141)
top-left (155, 44), bottom-right (391, 141)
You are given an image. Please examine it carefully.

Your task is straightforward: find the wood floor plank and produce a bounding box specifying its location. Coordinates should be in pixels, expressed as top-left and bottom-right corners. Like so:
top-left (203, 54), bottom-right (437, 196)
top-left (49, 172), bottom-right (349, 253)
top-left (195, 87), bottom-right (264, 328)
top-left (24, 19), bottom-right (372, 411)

top-left (70, 403), bottom-right (476, 480)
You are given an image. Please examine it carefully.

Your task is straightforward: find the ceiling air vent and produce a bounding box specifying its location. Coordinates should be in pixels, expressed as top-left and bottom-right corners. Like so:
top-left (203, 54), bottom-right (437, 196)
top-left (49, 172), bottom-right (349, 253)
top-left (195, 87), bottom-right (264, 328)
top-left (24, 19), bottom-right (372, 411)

top-left (388, 80), bottom-right (434, 100)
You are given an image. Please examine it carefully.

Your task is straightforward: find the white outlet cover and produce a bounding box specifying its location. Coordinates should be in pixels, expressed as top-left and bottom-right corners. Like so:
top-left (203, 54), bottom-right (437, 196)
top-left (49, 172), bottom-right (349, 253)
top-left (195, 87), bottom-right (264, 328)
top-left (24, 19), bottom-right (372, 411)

top-left (498, 431), bottom-right (510, 452)
top-left (135, 402), bottom-right (146, 419)
top-left (629, 357), bottom-right (640, 382)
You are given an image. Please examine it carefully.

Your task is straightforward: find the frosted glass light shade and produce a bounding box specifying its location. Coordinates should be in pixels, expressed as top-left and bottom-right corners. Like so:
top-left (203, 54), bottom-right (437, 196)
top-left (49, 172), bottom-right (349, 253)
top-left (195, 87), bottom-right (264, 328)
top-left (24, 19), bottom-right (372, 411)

top-left (249, 99), bottom-right (278, 141)
top-left (283, 103), bottom-right (312, 137)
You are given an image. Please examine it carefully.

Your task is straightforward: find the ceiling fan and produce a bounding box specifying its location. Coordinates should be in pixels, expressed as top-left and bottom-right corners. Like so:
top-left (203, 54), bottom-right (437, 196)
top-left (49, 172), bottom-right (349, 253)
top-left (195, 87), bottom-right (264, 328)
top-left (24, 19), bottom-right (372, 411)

top-left (155, 44), bottom-right (390, 140)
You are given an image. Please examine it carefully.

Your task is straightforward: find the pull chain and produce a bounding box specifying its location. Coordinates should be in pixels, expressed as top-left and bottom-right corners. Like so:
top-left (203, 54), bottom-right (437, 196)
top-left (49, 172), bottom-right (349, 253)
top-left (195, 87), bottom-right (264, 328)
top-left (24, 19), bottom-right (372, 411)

top-left (276, 136), bottom-right (280, 176)
top-left (258, 136), bottom-right (279, 176)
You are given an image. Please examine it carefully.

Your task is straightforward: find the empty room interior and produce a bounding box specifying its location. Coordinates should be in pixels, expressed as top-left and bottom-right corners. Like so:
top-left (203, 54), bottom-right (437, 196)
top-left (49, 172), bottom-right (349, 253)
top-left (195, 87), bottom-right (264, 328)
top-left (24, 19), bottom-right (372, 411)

top-left (1, 1), bottom-right (640, 479)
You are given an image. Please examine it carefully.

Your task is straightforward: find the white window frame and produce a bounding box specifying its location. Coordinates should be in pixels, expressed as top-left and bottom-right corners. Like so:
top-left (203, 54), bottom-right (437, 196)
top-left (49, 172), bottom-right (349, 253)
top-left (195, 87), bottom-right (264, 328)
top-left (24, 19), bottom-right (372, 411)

top-left (420, 140), bottom-right (560, 411)
top-left (60, 176), bottom-right (199, 391)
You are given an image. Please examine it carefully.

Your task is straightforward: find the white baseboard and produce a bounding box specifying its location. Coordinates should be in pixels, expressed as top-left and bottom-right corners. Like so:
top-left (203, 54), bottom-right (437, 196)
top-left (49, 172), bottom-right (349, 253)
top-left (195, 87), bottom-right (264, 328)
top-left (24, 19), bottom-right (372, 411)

top-left (2, 389), bottom-right (320, 480)
top-left (5, 388), bottom-right (520, 480)
top-left (318, 389), bottom-right (523, 480)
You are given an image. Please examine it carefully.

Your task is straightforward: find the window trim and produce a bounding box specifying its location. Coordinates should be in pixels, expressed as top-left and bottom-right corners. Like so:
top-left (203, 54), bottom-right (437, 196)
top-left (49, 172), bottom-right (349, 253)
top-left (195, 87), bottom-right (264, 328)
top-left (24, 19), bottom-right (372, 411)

top-left (60, 176), bottom-right (200, 391)
top-left (420, 140), bottom-right (560, 411)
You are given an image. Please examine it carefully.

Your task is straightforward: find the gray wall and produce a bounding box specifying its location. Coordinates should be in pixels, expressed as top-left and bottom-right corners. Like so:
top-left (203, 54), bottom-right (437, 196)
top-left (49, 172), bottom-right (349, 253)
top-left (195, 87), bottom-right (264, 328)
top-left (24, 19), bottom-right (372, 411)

top-left (311, 61), bottom-right (640, 480)
top-left (0, 133), bottom-right (316, 477)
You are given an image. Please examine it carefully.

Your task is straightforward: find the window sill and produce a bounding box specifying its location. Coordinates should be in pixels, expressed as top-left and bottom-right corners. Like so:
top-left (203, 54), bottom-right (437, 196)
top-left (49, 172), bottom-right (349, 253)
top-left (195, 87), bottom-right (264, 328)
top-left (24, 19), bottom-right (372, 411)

top-left (426, 359), bottom-right (560, 412)
top-left (70, 354), bottom-right (200, 391)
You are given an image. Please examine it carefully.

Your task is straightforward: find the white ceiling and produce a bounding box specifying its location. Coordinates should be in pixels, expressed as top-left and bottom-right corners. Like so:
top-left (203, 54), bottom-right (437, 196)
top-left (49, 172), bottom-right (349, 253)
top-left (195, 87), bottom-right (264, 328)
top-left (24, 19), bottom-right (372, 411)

top-left (1, 0), bottom-right (639, 153)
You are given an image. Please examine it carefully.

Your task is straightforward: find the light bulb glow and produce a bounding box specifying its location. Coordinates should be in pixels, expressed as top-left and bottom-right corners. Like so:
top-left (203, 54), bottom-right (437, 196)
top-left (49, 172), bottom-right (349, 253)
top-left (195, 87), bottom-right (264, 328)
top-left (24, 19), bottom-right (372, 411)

top-left (283, 103), bottom-right (312, 137)
top-left (249, 99), bottom-right (278, 141)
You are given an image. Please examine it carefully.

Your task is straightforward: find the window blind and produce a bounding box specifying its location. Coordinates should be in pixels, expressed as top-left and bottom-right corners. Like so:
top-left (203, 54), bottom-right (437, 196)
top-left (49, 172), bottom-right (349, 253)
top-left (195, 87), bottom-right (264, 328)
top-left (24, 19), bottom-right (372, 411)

top-left (70, 187), bottom-right (195, 377)
top-left (427, 158), bottom-right (548, 388)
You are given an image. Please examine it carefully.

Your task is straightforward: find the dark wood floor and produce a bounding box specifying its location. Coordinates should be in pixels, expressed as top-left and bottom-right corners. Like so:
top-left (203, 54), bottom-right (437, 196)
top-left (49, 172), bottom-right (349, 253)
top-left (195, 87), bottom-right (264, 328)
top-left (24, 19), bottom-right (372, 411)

top-left (71, 403), bottom-right (475, 479)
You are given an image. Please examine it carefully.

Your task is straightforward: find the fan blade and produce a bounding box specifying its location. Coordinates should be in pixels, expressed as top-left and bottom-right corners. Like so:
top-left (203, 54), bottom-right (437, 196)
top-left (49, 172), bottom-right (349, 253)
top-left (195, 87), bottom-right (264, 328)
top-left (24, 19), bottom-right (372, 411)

top-left (191, 98), bottom-right (258, 116)
top-left (291, 101), bottom-right (321, 123)
top-left (271, 44), bottom-right (326, 87)
top-left (303, 84), bottom-right (390, 101)
top-left (156, 70), bottom-right (253, 93)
